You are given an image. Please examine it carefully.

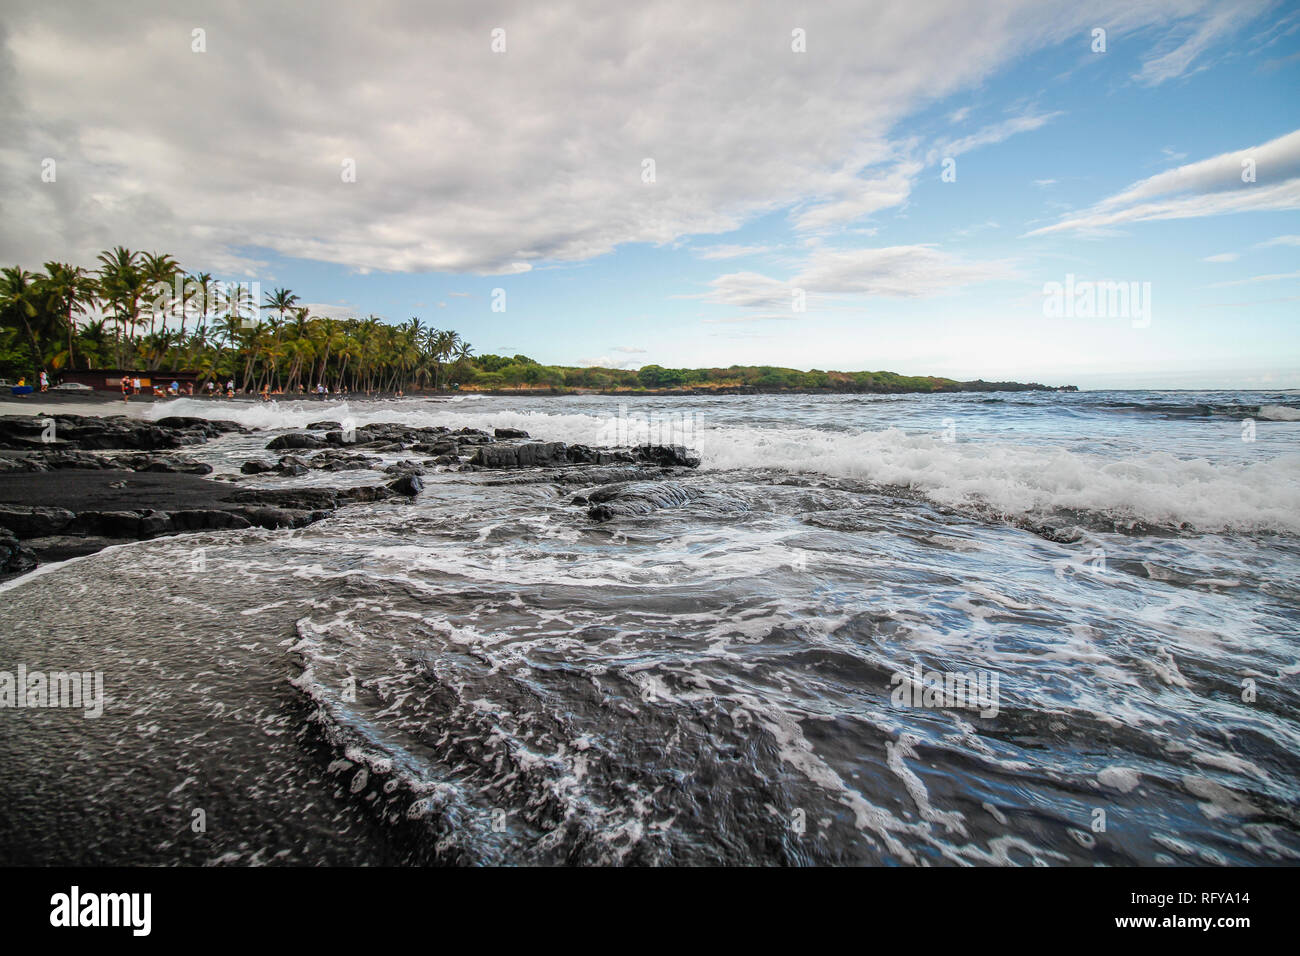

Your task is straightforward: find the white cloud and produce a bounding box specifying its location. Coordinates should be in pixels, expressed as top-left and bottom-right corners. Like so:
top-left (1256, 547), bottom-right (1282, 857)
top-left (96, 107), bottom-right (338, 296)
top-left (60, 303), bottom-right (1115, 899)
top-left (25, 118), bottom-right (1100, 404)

top-left (576, 355), bottom-right (639, 369)
top-left (1202, 252), bottom-right (1239, 262)
top-left (1025, 128), bottom-right (1300, 236)
top-left (927, 111), bottom-right (1062, 165)
top-left (790, 157), bottom-right (922, 232)
top-left (699, 244), bottom-right (1017, 313)
top-left (1209, 270), bottom-right (1300, 287)
top-left (1258, 234), bottom-right (1300, 247)
top-left (611, 346), bottom-right (647, 354)
top-left (692, 244), bottom-right (773, 260)
top-left (1134, 2), bottom-right (1267, 85)
top-left (0, 0), bottom-right (1249, 276)
top-left (301, 302), bottom-right (362, 320)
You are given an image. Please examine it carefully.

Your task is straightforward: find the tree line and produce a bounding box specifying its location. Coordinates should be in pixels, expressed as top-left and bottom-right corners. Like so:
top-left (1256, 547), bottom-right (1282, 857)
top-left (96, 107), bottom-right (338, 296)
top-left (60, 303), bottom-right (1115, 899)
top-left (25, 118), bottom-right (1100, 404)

top-left (0, 247), bottom-right (1052, 394)
top-left (0, 248), bottom-right (474, 393)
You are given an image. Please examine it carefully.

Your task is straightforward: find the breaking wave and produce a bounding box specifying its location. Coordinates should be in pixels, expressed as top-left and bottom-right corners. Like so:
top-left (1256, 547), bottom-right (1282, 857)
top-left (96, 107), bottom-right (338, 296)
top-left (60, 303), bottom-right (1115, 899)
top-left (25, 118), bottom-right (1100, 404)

top-left (154, 396), bottom-right (1300, 534)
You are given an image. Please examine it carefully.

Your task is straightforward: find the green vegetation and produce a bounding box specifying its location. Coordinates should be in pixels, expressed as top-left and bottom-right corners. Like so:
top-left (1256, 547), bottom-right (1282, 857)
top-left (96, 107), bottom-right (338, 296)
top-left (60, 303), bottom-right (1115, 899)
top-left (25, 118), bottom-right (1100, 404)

top-left (1, 248), bottom-right (1062, 394)
top-left (0, 249), bottom-right (473, 392)
top-left (454, 360), bottom-right (1055, 393)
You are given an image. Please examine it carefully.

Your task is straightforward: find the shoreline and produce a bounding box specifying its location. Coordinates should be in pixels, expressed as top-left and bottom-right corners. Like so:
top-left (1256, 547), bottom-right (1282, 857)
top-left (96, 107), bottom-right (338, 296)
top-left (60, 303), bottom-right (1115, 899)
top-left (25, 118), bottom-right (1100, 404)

top-left (3, 381), bottom-right (1078, 407)
top-left (0, 410), bottom-right (697, 579)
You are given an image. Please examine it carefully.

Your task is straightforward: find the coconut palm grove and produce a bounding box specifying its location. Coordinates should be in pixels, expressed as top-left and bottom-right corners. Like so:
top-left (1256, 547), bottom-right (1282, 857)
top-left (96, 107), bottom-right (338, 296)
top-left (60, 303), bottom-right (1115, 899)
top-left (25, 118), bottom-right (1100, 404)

top-left (0, 248), bottom-right (1059, 395)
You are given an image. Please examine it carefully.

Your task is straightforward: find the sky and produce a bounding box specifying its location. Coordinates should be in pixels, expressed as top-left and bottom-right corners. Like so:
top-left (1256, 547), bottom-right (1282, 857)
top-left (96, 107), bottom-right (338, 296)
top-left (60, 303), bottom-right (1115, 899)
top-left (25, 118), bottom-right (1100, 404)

top-left (1, 0), bottom-right (1298, 389)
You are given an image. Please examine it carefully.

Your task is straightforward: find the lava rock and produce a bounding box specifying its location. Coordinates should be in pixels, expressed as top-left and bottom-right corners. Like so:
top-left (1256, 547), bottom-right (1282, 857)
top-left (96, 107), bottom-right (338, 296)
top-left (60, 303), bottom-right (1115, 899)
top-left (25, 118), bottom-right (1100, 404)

top-left (634, 445), bottom-right (700, 468)
top-left (276, 455), bottom-right (311, 477)
top-left (0, 504), bottom-right (76, 537)
top-left (411, 439), bottom-right (459, 456)
top-left (266, 433), bottom-right (327, 451)
top-left (586, 481), bottom-right (693, 522)
top-left (386, 473), bottom-right (424, 497)
top-left (0, 526), bottom-right (38, 577)
top-left (226, 505), bottom-right (323, 530)
top-left (471, 441), bottom-right (568, 469)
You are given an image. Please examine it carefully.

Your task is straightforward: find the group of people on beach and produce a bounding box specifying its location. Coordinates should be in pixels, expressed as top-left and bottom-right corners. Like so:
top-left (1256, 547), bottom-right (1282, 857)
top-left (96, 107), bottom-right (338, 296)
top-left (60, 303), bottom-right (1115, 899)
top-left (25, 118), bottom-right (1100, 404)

top-left (119, 376), bottom-right (198, 401)
top-left (99, 374), bottom-right (394, 402)
top-left (194, 380), bottom-right (351, 401)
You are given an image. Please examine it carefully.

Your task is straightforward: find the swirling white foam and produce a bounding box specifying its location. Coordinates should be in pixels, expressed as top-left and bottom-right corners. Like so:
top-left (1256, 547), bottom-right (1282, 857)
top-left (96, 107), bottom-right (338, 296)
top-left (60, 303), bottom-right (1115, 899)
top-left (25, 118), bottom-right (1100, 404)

top-left (151, 398), bottom-right (1300, 534)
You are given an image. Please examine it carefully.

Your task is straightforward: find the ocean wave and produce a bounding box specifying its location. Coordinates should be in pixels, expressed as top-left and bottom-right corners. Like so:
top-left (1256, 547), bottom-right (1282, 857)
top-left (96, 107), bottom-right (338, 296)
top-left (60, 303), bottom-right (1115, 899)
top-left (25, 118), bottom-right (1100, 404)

top-left (698, 427), bottom-right (1300, 534)
top-left (152, 398), bottom-right (1300, 534)
top-left (1094, 400), bottom-right (1300, 421)
top-left (1260, 404), bottom-right (1300, 422)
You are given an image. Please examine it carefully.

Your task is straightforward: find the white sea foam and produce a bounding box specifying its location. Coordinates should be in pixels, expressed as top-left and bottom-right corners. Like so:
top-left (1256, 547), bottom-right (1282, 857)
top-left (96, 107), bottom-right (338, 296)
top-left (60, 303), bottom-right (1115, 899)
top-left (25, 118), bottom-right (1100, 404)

top-left (1259, 404), bottom-right (1300, 421)
top-left (150, 398), bottom-right (1300, 534)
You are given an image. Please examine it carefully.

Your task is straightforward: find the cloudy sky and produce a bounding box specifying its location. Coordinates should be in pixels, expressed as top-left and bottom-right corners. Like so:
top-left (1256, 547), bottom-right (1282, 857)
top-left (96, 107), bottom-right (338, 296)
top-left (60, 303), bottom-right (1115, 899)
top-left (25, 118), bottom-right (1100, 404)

top-left (2, 0), bottom-right (1298, 387)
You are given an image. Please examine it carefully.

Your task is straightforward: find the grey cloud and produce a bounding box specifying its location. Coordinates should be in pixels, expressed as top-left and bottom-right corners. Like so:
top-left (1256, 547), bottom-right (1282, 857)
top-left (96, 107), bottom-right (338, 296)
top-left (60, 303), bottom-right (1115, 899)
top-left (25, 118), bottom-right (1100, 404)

top-left (0, 0), bottom-right (1257, 274)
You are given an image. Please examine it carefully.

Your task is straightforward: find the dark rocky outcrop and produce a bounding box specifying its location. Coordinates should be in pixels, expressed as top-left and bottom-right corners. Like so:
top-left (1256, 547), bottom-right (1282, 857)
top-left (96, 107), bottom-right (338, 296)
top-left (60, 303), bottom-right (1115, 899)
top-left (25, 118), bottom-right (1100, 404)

top-left (565, 444), bottom-right (636, 466)
top-left (276, 455), bottom-right (310, 477)
top-left (0, 504), bottom-right (76, 537)
top-left (0, 469), bottom-right (415, 577)
top-left (0, 414), bottom-right (243, 451)
top-left (383, 460), bottom-right (427, 476)
top-left (410, 439), bottom-right (459, 456)
top-left (494, 427), bottom-right (530, 439)
top-left (308, 449), bottom-right (383, 471)
top-left (634, 444), bottom-right (700, 468)
top-left (266, 432), bottom-right (328, 451)
top-left (471, 441), bottom-right (569, 469)
top-left (0, 449), bottom-right (212, 474)
top-left (386, 473), bottom-right (423, 497)
top-left (0, 526), bottom-right (38, 579)
top-left (471, 440), bottom-right (699, 472)
top-left (585, 481), bottom-right (694, 522)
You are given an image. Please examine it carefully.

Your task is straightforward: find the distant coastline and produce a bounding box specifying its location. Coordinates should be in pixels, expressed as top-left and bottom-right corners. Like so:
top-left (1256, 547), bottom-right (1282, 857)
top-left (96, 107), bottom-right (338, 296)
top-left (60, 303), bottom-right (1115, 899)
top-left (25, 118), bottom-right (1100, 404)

top-left (460, 378), bottom-right (1076, 397)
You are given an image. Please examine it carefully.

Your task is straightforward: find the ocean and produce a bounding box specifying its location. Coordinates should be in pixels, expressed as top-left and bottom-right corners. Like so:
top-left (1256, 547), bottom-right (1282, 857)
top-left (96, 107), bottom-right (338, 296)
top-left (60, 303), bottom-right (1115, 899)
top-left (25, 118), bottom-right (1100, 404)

top-left (2, 389), bottom-right (1298, 865)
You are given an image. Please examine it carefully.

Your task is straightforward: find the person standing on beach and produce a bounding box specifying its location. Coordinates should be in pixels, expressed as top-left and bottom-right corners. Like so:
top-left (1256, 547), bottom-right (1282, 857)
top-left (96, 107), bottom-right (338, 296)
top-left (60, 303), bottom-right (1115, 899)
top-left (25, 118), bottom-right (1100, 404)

top-left (121, 375), bottom-right (131, 402)
top-left (38, 370), bottom-right (48, 392)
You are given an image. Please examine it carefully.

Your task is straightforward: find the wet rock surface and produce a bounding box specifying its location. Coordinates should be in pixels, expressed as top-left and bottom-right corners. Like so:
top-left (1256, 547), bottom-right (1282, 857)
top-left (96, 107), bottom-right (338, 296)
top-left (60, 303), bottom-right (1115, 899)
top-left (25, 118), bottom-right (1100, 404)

top-left (0, 414), bottom-right (697, 577)
top-left (0, 413), bottom-right (243, 451)
top-left (0, 468), bottom-right (416, 571)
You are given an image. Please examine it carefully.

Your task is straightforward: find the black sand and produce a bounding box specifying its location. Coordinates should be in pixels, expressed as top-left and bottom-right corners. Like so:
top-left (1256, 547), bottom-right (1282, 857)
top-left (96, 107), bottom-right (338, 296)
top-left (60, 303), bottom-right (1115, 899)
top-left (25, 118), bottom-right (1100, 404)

top-left (0, 470), bottom-right (239, 511)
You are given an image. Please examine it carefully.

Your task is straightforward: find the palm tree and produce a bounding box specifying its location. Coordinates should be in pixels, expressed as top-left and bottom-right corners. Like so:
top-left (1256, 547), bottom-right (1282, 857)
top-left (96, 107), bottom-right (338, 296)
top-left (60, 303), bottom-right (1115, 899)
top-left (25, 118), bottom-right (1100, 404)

top-left (264, 287), bottom-right (299, 324)
top-left (3, 247), bottom-right (482, 392)
top-left (189, 272), bottom-right (215, 339)
top-left (428, 328), bottom-right (462, 388)
top-left (38, 262), bottom-right (98, 371)
top-left (0, 266), bottom-right (42, 373)
top-left (75, 318), bottom-right (113, 369)
top-left (96, 246), bottom-right (144, 364)
top-left (140, 252), bottom-right (181, 337)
